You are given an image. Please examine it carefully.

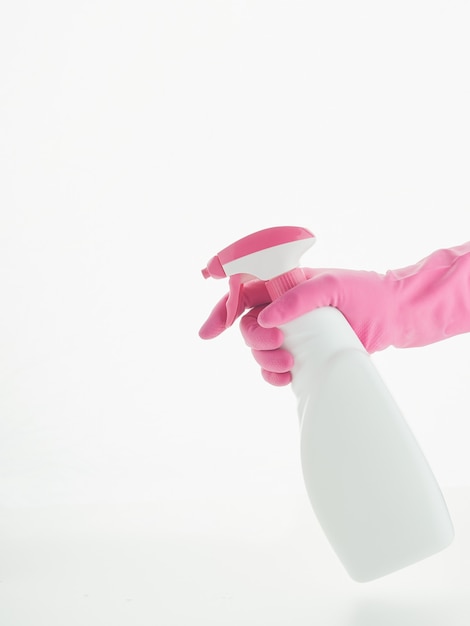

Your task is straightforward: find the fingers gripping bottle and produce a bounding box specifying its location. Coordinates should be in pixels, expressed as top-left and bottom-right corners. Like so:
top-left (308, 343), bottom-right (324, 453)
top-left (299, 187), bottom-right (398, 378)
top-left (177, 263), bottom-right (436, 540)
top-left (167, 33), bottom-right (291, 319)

top-left (201, 226), bottom-right (454, 582)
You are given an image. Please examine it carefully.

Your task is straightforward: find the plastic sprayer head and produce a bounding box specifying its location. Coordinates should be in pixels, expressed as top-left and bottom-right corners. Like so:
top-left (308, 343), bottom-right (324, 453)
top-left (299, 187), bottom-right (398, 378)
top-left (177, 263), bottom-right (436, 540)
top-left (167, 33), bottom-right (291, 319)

top-left (201, 226), bottom-right (316, 329)
top-left (201, 226), bottom-right (315, 282)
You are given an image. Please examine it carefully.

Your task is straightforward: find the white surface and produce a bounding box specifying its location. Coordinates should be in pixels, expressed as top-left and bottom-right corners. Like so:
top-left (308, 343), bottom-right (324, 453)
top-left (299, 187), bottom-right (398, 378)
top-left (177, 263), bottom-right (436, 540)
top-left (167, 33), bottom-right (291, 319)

top-left (1, 0), bottom-right (470, 623)
top-left (1, 488), bottom-right (470, 625)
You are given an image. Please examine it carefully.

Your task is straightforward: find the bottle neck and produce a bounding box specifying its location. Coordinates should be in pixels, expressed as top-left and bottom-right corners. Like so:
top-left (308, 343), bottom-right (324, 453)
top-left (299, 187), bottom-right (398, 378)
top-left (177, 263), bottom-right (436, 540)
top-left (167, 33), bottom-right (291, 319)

top-left (265, 268), bottom-right (307, 300)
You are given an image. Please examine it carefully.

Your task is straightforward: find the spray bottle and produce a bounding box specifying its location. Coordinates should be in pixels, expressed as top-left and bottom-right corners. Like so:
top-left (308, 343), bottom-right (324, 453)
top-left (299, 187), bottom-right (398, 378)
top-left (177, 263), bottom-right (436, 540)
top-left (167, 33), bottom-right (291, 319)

top-left (201, 225), bottom-right (454, 582)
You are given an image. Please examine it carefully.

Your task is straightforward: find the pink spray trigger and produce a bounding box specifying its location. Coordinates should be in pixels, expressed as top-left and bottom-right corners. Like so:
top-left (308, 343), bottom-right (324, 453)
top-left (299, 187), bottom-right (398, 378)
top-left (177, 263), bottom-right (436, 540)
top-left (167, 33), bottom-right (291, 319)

top-left (225, 274), bottom-right (244, 328)
top-left (201, 226), bottom-right (316, 327)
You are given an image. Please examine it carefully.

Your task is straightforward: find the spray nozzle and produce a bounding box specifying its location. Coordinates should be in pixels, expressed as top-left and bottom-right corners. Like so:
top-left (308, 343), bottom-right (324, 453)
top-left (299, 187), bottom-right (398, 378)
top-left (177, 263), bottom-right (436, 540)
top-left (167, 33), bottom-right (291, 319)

top-left (201, 226), bottom-right (316, 328)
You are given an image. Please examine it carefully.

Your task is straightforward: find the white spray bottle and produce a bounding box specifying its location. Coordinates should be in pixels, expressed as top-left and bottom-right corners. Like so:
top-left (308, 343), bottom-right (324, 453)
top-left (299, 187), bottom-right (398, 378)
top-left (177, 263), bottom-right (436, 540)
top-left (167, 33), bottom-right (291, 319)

top-left (201, 226), bottom-right (454, 582)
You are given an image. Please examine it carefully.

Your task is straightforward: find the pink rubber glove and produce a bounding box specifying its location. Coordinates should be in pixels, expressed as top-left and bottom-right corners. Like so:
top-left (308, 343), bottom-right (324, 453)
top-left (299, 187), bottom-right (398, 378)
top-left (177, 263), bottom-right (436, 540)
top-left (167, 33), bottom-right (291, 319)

top-left (200, 242), bottom-right (470, 386)
top-left (199, 279), bottom-right (292, 384)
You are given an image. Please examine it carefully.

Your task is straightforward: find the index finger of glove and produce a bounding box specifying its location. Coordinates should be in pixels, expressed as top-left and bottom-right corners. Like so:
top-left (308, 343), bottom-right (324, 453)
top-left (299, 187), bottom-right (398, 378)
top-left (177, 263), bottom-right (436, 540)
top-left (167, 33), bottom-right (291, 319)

top-left (199, 279), bottom-right (271, 340)
top-left (198, 293), bottom-right (230, 339)
top-left (241, 279), bottom-right (271, 308)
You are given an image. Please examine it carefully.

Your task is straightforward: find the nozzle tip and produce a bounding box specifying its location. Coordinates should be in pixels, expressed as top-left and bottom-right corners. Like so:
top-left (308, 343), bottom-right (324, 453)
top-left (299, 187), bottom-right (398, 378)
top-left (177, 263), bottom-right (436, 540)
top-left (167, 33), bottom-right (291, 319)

top-left (201, 255), bottom-right (226, 279)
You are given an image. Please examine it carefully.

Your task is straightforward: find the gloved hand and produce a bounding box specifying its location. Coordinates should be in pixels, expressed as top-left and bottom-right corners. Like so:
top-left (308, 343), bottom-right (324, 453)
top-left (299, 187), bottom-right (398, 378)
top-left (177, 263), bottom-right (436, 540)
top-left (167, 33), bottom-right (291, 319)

top-left (199, 278), bottom-right (291, 385)
top-left (200, 242), bottom-right (470, 386)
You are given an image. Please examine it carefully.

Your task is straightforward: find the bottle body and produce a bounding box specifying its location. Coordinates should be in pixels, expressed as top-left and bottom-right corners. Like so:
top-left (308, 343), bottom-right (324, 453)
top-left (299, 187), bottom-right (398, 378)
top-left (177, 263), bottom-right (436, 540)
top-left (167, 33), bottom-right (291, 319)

top-left (281, 306), bottom-right (454, 582)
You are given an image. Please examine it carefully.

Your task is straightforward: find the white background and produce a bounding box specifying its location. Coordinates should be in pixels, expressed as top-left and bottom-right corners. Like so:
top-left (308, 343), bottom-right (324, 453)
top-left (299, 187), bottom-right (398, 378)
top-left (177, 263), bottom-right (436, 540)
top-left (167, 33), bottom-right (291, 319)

top-left (1, 1), bottom-right (470, 624)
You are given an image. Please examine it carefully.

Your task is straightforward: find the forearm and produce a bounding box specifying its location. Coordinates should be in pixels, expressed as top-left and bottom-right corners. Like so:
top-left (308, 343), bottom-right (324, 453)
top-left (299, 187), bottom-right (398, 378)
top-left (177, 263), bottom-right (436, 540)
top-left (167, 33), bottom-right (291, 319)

top-left (386, 242), bottom-right (470, 348)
